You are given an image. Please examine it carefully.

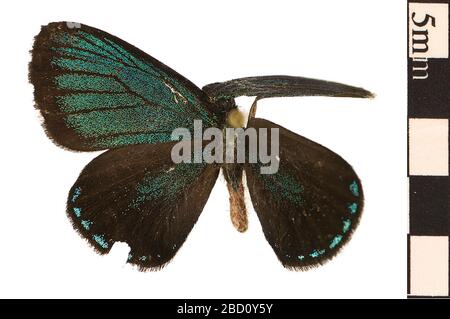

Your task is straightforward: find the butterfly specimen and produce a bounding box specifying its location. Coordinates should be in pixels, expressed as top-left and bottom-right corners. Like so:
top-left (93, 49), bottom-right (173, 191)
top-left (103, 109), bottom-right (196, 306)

top-left (29, 22), bottom-right (373, 271)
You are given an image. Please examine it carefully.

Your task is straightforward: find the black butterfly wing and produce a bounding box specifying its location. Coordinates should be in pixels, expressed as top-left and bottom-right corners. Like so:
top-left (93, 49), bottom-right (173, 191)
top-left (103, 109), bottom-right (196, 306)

top-left (245, 118), bottom-right (363, 270)
top-left (67, 141), bottom-right (219, 270)
top-left (30, 22), bottom-right (220, 151)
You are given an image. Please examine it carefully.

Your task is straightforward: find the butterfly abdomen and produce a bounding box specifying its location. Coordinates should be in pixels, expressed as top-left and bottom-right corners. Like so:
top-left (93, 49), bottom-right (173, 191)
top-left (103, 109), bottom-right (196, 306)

top-left (223, 164), bottom-right (248, 233)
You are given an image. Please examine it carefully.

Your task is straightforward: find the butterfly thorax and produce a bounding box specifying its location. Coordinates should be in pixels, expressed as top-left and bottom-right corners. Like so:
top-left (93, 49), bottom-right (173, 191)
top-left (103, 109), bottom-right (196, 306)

top-left (226, 108), bottom-right (245, 128)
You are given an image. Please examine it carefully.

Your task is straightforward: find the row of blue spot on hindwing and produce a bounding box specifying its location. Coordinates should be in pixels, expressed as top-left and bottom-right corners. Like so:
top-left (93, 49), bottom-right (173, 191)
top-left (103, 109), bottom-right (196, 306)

top-left (70, 186), bottom-right (164, 264)
top-left (70, 186), bottom-right (109, 250)
top-left (291, 180), bottom-right (360, 262)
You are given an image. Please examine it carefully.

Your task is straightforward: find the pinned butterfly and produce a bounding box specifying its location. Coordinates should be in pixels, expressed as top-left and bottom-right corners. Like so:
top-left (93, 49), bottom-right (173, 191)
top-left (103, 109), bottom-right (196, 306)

top-left (29, 22), bottom-right (373, 270)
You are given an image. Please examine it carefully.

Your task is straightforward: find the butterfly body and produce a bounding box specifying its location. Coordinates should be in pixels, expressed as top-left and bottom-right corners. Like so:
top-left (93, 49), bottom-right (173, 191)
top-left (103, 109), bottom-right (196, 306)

top-left (30, 22), bottom-right (373, 271)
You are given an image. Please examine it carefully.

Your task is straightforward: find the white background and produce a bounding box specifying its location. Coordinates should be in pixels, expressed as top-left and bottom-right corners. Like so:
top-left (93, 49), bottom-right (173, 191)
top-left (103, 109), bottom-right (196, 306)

top-left (0, 0), bottom-right (406, 298)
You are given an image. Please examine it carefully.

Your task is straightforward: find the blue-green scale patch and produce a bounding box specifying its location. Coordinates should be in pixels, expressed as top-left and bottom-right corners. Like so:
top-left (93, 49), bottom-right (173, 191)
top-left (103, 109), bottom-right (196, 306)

top-left (343, 219), bottom-right (351, 233)
top-left (348, 202), bottom-right (358, 214)
top-left (53, 33), bottom-right (120, 62)
top-left (93, 133), bottom-right (173, 149)
top-left (100, 35), bottom-right (215, 122)
top-left (51, 56), bottom-right (120, 77)
top-left (116, 68), bottom-right (194, 114)
top-left (79, 32), bottom-right (138, 68)
top-left (329, 235), bottom-right (343, 249)
top-left (131, 163), bottom-right (206, 208)
top-left (73, 207), bottom-right (81, 218)
top-left (258, 168), bottom-right (304, 205)
top-left (309, 249), bottom-right (326, 258)
top-left (81, 220), bottom-right (93, 230)
top-left (52, 47), bottom-right (125, 70)
top-left (55, 74), bottom-right (125, 93)
top-left (72, 187), bottom-right (81, 203)
top-left (139, 256), bottom-right (147, 261)
top-left (102, 37), bottom-right (161, 76)
top-left (92, 234), bottom-right (108, 249)
top-left (58, 93), bottom-right (144, 112)
top-left (349, 181), bottom-right (359, 197)
top-left (65, 107), bottom-right (190, 138)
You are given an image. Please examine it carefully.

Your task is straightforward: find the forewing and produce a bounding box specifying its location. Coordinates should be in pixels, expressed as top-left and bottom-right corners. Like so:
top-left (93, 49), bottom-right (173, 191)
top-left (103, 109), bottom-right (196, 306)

top-left (67, 141), bottom-right (219, 270)
top-left (30, 22), bottom-right (219, 151)
top-left (245, 118), bottom-right (363, 269)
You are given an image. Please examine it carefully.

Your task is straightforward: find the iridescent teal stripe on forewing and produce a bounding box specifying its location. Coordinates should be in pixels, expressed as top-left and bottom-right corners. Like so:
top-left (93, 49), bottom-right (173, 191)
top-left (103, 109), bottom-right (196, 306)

top-left (92, 133), bottom-right (174, 148)
top-left (78, 32), bottom-right (138, 68)
top-left (55, 74), bottom-right (125, 92)
top-left (51, 57), bottom-right (119, 76)
top-left (116, 68), bottom-right (190, 112)
top-left (103, 37), bottom-right (160, 76)
top-left (57, 93), bottom-right (144, 112)
top-left (53, 33), bottom-right (118, 62)
top-left (66, 107), bottom-right (192, 137)
top-left (52, 47), bottom-right (125, 69)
